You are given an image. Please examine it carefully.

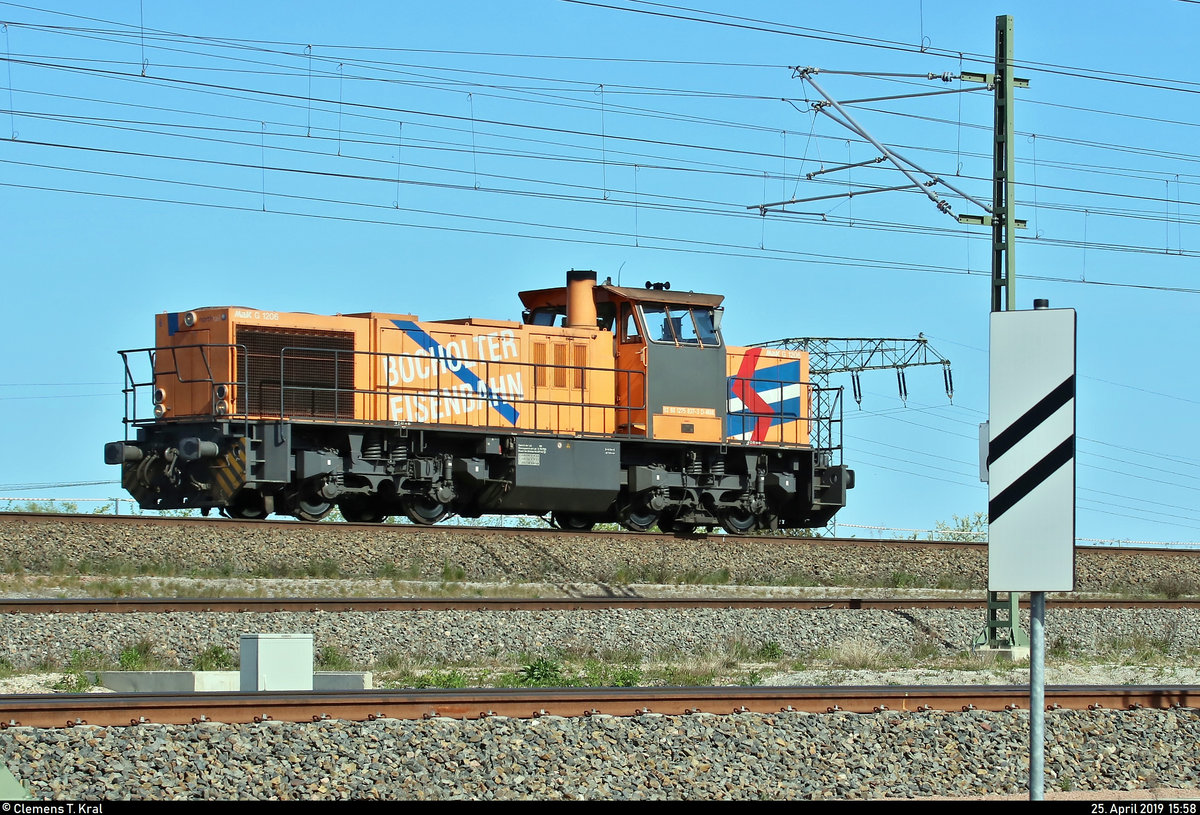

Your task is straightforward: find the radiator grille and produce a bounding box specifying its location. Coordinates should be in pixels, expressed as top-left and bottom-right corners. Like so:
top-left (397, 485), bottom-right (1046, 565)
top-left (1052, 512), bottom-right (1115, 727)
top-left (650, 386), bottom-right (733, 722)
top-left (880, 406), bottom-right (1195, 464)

top-left (533, 342), bottom-right (547, 387)
top-left (573, 344), bottom-right (587, 389)
top-left (553, 344), bottom-right (568, 388)
top-left (237, 327), bottom-right (355, 418)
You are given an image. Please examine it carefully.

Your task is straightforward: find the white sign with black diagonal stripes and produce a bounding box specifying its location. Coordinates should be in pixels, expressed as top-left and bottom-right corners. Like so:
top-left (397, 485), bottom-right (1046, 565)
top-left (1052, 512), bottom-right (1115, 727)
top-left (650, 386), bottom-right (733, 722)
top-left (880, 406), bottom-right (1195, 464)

top-left (988, 308), bottom-right (1076, 592)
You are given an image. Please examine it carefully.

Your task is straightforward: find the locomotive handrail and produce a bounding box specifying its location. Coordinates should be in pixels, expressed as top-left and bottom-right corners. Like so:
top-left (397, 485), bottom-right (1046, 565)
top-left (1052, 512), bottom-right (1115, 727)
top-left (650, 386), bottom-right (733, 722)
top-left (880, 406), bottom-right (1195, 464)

top-left (120, 342), bottom-right (639, 438)
top-left (724, 370), bottom-right (843, 456)
top-left (117, 344), bottom-right (250, 437)
top-left (119, 343), bottom-right (843, 456)
top-left (274, 344), bottom-right (645, 438)
top-left (814, 385), bottom-right (844, 465)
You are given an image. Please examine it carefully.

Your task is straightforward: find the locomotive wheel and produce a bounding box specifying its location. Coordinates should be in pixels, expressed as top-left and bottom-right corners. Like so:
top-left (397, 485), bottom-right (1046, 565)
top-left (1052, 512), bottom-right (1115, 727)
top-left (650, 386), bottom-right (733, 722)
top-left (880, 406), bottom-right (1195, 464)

top-left (226, 489), bottom-right (267, 520)
top-left (340, 495), bottom-right (387, 524)
top-left (617, 504), bottom-right (660, 532)
top-left (295, 497), bottom-right (334, 522)
top-left (655, 514), bottom-right (696, 536)
top-left (551, 512), bottom-right (597, 532)
top-left (402, 495), bottom-right (449, 525)
top-left (718, 507), bottom-right (759, 535)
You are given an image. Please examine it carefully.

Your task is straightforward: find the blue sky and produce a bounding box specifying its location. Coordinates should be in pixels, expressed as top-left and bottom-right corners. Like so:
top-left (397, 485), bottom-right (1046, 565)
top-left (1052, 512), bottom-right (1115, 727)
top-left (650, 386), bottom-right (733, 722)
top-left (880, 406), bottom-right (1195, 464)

top-left (1, 1), bottom-right (1197, 543)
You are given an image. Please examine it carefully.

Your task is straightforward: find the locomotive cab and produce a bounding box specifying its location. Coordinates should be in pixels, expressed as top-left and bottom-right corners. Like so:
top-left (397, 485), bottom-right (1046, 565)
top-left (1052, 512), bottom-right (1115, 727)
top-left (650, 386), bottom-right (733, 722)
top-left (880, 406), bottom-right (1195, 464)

top-left (520, 274), bottom-right (727, 442)
top-left (613, 290), bottom-right (726, 443)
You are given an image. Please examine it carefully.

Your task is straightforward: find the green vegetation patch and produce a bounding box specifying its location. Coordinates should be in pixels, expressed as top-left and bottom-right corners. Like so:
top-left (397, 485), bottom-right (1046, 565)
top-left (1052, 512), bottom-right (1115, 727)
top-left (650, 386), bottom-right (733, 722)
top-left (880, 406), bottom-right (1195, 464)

top-left (192, 645), bottom-right (238, 671)
top-left (118, 638), bottom-right (169, 671)
top-left (315, 645), bottom-right (356, 671)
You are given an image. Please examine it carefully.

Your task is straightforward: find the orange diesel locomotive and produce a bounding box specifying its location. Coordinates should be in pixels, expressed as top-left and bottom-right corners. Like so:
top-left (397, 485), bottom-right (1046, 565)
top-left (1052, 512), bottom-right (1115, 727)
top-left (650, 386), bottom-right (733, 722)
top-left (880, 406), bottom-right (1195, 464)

top-left (105, 271), bottom-right (852, 533)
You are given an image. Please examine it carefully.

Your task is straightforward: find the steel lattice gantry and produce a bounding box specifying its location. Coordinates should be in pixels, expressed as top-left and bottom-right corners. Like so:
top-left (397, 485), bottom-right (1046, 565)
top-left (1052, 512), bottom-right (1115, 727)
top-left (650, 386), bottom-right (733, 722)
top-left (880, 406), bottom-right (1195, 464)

top-left (750, 336), bottom-right (953, 460)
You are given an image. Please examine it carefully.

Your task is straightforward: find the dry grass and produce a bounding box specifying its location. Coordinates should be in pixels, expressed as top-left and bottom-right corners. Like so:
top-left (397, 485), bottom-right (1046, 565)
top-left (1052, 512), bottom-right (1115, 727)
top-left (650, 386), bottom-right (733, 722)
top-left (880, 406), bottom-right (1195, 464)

top-left (828, 639), bottom-right (887, 670)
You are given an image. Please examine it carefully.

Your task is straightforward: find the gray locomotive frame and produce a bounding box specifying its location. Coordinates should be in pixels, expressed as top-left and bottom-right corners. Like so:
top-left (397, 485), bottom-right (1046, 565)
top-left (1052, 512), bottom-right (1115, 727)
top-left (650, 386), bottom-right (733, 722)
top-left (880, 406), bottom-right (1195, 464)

top-left (108, 413), bottom-right (850, 533)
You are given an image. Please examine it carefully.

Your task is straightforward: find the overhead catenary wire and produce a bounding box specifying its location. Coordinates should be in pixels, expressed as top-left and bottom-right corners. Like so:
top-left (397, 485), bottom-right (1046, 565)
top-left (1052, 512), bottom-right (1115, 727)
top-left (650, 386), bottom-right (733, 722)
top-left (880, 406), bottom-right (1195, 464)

top-left (4, 18), bottom-right (1200, 169)
top-left (7, 139), bottom-right (1200, 289)
top-left (7, 105), bottom-right (1193, 244)
top-left (560, 0), bottom-right (1200, 95)
top-left (2, 41), bottom-right (1200, 194)
top-left (13, 79), bottom-right (1200, 201)
top-left (12, 0), bottom-right (1200, 104)
top-left (7, 45), bottom-right (1190, 218)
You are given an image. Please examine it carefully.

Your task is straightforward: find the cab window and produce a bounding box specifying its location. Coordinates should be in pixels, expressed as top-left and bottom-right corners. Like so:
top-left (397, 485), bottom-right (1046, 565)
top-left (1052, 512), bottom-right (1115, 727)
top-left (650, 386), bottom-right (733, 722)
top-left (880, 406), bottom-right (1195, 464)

top-left (693, 308), bottom-right (720, 346)
top-left (596, 303), bottom-right (616, 332)
top-left (672, 309), bottom-right (700, 345)
top-left (525, 307), bottom-right (563, 326)
top-left (641, 304), bottom-right (671, 342)
top-left (639, 304), bottom-right (721, 348)
top-left (620, 303), bottom-right (642, 343)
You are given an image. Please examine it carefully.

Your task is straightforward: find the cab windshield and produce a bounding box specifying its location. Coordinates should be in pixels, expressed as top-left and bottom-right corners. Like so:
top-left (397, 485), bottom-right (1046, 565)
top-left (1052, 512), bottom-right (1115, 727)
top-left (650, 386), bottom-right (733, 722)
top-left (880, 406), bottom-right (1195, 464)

top-left (639, 304), bottom-right (721, 347)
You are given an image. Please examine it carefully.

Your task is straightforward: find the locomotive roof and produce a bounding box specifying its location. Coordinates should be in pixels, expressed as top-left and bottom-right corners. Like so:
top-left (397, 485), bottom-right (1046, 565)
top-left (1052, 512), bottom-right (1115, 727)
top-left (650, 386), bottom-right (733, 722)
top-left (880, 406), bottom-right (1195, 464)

top-left (518, 282), bottom-right (724, 310)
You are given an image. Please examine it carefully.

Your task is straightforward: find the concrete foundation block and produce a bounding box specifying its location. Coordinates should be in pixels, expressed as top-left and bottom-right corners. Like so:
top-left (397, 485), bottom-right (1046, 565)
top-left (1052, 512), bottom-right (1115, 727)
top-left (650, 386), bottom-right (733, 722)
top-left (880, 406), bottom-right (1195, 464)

top-left (314, 671), bottom-right (374, 691)
top-left (92, 670), bottom-right (373, 693)
top-left (95, 671), bottom-right (241, 693)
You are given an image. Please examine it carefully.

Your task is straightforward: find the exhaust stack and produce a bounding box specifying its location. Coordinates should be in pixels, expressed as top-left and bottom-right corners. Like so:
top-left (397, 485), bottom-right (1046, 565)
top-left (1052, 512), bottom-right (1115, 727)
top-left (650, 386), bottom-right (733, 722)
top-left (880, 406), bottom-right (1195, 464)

top-left (565, 270), bottom-right (598, 328)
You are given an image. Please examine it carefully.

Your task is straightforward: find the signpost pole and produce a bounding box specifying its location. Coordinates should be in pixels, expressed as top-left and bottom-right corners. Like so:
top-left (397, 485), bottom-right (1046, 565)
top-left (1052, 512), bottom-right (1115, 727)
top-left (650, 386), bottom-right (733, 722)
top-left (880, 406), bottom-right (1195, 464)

top-left (1030, 591), bottom-right (1046, 800)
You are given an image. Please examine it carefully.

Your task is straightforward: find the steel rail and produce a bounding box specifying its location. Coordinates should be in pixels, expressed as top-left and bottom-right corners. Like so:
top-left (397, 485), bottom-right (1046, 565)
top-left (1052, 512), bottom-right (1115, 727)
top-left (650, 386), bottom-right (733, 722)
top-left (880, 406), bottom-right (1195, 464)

top-left (1, 685), bottom-right (1194, 729)
top-left (4, 511), bottom-right (1199, 555)
top-left (2, 596), bottom-right (1199, 613)
top-left (6, 510), bottom-right (1200, 559)
top-left (1, 510), bottom-right (981, 547)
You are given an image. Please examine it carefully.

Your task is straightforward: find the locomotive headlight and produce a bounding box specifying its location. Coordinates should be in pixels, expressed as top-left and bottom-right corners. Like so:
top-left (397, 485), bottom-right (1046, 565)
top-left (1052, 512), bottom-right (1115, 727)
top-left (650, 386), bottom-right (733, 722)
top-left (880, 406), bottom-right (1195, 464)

top-left (152, 387), bottom-right (167, 405)
top-left (153, 404), bottom-right (167, 418)
top-left (214, 384), bottom-right (229, 400)
top-left (183, 311), bottom-right (197, 327)
top-left (215, 400), bottom-right (230, 416)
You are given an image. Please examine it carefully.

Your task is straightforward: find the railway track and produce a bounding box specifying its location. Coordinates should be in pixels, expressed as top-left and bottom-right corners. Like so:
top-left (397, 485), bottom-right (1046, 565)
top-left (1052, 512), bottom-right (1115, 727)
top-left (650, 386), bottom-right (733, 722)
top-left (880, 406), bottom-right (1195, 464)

top-left (2, 596), bottom-right (1198, 613)
top-left (5, 511), bottom-right (1198, 599)
top-left (2, 685), bottom-right (1195, 729)
top-left (4, 510), bottom-right (1198, 554)
top-left (0, 510), bottom-right (978, 548)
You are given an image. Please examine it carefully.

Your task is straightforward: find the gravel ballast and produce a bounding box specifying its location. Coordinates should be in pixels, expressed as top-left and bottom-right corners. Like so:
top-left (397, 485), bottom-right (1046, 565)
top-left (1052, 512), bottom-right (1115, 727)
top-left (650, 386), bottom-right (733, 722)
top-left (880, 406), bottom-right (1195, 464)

top-left (0, 607), bottom-right (1197, 671)
top-left (3, 514), bottom-right (1198, 593)
top-left (1, 601), bottom-right (1197, 800)
top-left (2, 709), bottom-right (1197, 800)
top-left (3, 514), bottom-right (1199, 800)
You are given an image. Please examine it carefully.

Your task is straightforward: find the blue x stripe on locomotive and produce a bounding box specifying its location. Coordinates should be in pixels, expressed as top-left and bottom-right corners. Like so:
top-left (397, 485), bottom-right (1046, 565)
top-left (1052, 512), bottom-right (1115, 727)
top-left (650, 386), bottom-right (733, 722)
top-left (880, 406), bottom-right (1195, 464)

top-left (391, 320), bottom-right (520, 425)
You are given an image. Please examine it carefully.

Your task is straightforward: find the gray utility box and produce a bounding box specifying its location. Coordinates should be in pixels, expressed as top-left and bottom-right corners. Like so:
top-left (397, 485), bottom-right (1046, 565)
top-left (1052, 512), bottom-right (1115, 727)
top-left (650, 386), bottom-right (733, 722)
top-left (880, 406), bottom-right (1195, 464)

top-left (500, 438), bottom-right (620, 513)
top-left (240, 633), bottom-right (314, 692)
